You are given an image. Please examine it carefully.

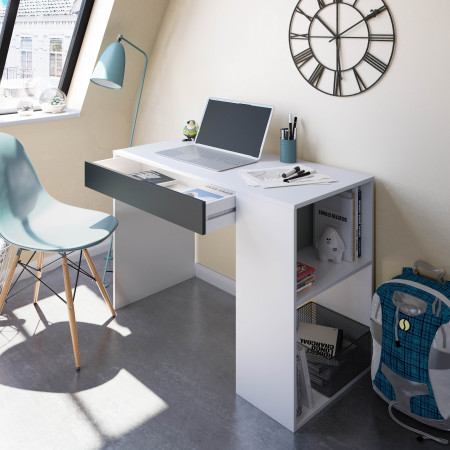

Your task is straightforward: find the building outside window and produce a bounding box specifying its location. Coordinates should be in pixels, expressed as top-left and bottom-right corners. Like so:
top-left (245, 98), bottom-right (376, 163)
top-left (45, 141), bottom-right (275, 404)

top-left (20, 36), bottom-right (32, 76)
top-left (49, 38), bottom-right (62, 78)
top-left (0, 0), bottom-right (94, 113)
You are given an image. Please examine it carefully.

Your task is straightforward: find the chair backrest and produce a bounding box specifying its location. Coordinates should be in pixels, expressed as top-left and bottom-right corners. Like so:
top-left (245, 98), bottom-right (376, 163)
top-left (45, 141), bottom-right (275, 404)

top-left (0, 133), bottom-right (47, 229)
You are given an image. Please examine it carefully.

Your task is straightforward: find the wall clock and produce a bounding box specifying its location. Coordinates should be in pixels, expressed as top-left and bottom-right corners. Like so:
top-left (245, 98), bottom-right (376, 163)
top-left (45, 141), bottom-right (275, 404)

top-left (289, 0), bottom-right (395, 97)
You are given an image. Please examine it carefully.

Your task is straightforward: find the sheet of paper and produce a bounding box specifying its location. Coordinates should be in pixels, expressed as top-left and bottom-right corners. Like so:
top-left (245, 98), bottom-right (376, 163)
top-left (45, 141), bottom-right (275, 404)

top-left (240, 165), bottom-right (336, 188)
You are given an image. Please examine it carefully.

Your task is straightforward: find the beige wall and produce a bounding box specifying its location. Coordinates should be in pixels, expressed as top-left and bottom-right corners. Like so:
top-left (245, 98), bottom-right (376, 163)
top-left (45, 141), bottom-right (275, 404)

top-left (134, 0), bottom-right (450, 284)
top-left (2, 0), bottom-right (169, 215)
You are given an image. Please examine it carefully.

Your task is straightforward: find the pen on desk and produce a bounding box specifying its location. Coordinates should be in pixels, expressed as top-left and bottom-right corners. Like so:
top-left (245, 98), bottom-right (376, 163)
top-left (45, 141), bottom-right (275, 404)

top-left (282, 166), bottom-right (300, 178)
top-left (284, 171), bottom-right (311, 183)
top-left (283, 170), bottom-right (305, 182)
top-left (288, 114), bottom-right (293, 140)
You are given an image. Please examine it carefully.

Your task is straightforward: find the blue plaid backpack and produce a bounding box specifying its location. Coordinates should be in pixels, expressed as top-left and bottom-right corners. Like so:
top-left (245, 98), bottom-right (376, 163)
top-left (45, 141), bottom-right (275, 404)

top-left (371, 263), bottom-right (450, 443)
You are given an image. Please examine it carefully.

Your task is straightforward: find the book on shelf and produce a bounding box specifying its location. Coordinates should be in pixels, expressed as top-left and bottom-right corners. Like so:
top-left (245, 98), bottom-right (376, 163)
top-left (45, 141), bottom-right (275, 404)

top-left (357, 187), bottom-right (361, 258)
top-left (130, 169), bottom-right (176, 186)
top-left (314, 192), bottom-right (356, 262)
top-left (297, 282), bottom-right (315, 294)
top-left (297, 322), bottom-right (343, 359)
top-left (297, 343), bottom-right (314, 409)
top-left (297, 261), bottom-right (316, 293)
top-left (181, 184), bottom-right (234, 202)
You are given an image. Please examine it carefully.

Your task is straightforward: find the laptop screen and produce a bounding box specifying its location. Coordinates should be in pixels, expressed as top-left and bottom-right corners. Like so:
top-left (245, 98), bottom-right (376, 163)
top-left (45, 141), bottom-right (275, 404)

top-left (195, 99), bottom-right (273, 158)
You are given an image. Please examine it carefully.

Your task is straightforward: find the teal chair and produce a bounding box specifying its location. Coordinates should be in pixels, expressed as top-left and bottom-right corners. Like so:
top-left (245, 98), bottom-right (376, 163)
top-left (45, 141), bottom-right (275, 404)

top-left (0, 133), bottom-right (118, 371)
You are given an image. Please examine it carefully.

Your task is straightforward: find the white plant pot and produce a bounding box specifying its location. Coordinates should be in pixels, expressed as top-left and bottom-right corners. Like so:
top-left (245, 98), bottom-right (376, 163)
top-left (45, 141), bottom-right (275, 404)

top-left (41, 103), bottom-right (65, 113)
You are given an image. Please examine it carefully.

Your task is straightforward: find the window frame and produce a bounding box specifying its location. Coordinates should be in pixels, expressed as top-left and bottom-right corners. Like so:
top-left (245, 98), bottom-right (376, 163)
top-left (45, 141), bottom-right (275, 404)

top-left (20, 36), bottom-right (32, 74)
top-left (0, 0), bottom-right (95, 113)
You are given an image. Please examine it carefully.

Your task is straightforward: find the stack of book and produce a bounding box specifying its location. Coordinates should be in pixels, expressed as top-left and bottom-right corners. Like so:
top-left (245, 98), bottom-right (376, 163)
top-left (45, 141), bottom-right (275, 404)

top-left (297, 261), bottom-right (315, 293)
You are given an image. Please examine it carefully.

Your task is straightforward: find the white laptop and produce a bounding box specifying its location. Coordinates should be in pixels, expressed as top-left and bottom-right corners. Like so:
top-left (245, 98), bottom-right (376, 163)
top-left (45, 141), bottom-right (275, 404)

top-left (156, 98), bottom-right (274, 171)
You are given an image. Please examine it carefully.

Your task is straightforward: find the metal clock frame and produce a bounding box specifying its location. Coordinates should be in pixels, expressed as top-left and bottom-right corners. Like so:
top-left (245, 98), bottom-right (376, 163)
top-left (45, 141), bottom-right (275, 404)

top-left (289, 0), bottom-right (396, 97)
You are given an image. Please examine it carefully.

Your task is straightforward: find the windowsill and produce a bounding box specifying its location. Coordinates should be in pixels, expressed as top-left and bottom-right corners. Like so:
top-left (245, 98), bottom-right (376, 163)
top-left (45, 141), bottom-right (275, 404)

top-left (0, 109), bottom-right (80, 127)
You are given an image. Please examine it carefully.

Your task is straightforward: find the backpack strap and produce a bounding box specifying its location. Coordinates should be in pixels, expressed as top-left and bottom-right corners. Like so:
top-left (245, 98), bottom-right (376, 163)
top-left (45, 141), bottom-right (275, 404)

top-left (412, 261), bottom-right (445, 283)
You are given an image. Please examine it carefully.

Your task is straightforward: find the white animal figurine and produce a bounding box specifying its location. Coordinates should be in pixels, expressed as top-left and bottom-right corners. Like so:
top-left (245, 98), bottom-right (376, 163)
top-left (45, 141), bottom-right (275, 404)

top-left (315, 227), bottom-right (345, 263)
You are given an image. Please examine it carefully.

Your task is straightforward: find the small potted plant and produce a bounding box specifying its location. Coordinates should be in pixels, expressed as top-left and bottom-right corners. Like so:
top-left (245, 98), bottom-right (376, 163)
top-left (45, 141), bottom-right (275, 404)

top-left (39, 88), bottom-right (66, 113)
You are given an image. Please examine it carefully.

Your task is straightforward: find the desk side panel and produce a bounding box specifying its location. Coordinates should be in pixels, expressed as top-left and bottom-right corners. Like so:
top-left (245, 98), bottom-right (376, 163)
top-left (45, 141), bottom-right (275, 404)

top-left (236, 195), bottom-right (296, 432)
top-left (113, 201), bottom-right (195, 309)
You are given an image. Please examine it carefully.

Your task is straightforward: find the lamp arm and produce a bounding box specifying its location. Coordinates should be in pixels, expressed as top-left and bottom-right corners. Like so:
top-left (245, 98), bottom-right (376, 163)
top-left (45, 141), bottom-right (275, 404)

top-left (118, 35), bottom-right (148, 147)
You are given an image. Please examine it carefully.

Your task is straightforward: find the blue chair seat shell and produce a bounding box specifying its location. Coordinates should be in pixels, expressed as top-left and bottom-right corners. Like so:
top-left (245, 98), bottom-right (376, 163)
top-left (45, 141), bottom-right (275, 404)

top-left (0, 133), bottom-right (117, 252)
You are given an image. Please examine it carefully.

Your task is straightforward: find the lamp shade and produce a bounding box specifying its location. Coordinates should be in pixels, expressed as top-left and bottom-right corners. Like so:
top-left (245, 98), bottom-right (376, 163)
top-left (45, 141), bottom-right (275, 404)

top-left (90, 41), bottom-right (125, 89)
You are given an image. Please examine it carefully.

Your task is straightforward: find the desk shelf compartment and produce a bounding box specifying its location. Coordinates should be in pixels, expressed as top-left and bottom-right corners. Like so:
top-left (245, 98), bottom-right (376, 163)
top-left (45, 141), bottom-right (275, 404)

top-left (295, 181), bottom-right (373, 308)
top-left (296, 302), bottom-right (370, 398)
top-left (85, 157), bottom-right (236, 235)
top-left (296, 247), bottom-right (371, 308)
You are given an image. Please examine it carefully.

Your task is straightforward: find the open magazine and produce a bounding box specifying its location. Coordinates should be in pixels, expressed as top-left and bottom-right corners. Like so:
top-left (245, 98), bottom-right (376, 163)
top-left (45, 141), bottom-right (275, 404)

top-left (181, 184), bottom-right (234, 202)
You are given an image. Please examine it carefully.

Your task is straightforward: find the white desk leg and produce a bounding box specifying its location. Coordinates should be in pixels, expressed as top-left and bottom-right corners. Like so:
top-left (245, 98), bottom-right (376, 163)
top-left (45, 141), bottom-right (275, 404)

top-left (113, 200), bottom-right (195, 309)
top-left (236, 194), bottom-right (297, 432)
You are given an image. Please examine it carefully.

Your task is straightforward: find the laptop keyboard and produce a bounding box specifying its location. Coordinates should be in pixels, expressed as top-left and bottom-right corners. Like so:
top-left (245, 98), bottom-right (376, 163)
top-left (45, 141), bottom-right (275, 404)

top-left (193, 147), bottom-right (250, 164)
top-left (163, 146), bottom-right (251, 165)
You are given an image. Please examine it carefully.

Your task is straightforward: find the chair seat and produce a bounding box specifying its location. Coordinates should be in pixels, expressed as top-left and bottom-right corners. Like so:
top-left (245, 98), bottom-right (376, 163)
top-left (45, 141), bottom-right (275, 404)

top-left (0, 194), bottom-right (118, 253)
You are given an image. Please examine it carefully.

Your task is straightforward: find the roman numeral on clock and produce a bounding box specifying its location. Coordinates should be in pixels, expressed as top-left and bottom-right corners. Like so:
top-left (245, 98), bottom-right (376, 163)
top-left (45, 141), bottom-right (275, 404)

top-left (333, 70), bottom-right (342, 96)
top-left (370, 34), bottom-right (394, 42)
top-left (293, 48), bottom-right (314, 67)
top-left (353, 68), bottom-right (366, 92)
top-left (317, 0), bottom-right (325, 8)
top-left (309, 63), bottom-right (325, 87)
top-left (290, 32), bottom-right (309, 40)
top-left (363, 52), bottom-right (387, 73)
top-left (295, 7), bottom-right (313, 21)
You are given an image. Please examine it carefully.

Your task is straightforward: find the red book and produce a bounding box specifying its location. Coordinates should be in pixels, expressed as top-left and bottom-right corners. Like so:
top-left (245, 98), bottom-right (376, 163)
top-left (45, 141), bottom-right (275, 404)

top-left (297, 261), bottom-right (316, 282)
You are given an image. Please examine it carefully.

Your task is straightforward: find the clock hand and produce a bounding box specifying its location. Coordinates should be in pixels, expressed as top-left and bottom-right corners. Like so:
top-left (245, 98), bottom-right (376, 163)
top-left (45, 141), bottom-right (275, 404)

top-left (329, 6), bottom-right (387, 42)
top-left (315, 14), bottom-right (337, 38)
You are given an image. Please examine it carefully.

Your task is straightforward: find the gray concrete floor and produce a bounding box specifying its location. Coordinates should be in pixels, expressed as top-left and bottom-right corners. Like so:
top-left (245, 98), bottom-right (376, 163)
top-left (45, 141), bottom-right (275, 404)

top-left (0, 251), bottom-right (449, 449)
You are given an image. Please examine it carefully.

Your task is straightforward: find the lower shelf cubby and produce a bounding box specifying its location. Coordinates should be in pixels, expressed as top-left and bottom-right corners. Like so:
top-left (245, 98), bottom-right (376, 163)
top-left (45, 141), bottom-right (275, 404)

top-left (295, 302), bottom-right (371, 427)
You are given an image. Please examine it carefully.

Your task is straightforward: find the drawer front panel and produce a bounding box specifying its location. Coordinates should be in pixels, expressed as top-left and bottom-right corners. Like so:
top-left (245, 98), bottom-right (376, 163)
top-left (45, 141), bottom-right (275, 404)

top-left (85, 162), bottom-right (206, 234)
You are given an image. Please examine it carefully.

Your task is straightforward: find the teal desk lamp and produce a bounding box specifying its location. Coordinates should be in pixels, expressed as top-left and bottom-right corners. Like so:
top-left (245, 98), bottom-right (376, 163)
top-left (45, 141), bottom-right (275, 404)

top-left (91, 33), bottom-right (148, 147)
top-left (91, 34), bottom-right (148, 285)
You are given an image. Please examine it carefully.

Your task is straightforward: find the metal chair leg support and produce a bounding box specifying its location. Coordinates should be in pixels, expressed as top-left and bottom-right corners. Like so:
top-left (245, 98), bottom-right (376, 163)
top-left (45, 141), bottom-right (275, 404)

top-left (102, 236), bottom-right (113, 288)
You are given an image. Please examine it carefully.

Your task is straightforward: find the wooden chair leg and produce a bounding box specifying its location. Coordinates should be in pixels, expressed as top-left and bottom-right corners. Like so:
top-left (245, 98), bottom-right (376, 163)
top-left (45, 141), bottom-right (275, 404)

top-left (82, 248), bottom-right (116, 317)
top-left (0, 252), bottom-right (20, 315)
top-left (62, 256), bottom-right (81, 371)
top-left (33, 252), bottom-right (45, 304)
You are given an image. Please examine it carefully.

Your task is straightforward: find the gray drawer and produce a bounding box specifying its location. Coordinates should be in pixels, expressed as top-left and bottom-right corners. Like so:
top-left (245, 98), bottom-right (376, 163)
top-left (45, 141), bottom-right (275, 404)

top-left (85, 158), bottom-right (235, 235)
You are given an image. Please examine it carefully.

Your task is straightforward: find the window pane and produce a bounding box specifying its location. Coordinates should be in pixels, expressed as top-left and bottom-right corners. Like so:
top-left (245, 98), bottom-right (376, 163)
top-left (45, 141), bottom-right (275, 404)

top-left (0, 0), bottom-right (81, 112)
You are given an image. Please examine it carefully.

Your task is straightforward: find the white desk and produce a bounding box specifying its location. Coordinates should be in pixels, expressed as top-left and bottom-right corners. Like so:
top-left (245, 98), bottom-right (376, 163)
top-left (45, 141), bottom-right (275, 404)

top-left (85, 140), bottom-right (374, 432)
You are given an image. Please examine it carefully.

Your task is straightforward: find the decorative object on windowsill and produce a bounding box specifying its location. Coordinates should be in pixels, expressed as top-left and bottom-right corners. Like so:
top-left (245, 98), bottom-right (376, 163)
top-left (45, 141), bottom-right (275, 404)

top-left (16, 99), bottom-right (34, 116)
top-left (182, 120), bottom-right (199, 141)
top-left (315, 226), bottom-right (345, 263)
top-left (90, 33), bottom-right (148, 287)
top-left (39, 88), bottom-right (66, 113)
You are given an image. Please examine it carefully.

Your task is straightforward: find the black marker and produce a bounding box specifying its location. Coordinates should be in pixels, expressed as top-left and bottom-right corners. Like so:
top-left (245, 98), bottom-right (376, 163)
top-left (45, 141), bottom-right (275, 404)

top-left (282, 166), bottom-right (301, 178)
top-left (285, 171), bottom-right (311, 183)
top-left (284, 170), bottom-right (305, 182)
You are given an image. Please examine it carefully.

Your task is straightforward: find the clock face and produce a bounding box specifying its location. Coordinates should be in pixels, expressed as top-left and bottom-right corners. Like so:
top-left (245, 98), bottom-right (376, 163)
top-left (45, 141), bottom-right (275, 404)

top-left (289, 0), bottom-right (395, 96)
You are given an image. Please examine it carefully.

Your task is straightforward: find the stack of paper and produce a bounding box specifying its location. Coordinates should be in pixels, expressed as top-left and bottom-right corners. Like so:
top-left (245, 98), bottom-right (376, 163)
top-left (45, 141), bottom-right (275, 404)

top-left (241, 165), bottom-right (336, 188)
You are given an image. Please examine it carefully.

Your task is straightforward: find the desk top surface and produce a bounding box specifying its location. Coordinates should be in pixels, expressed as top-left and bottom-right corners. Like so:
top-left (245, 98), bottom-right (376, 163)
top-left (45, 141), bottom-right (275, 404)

top-left (114, 140), bottom-right (373, 209)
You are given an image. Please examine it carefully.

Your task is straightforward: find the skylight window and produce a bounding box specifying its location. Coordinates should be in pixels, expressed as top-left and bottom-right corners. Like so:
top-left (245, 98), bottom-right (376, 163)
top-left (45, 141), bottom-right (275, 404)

top-left (0, 0), bottom-right (94, 114)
